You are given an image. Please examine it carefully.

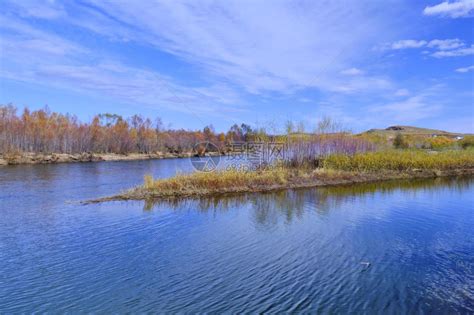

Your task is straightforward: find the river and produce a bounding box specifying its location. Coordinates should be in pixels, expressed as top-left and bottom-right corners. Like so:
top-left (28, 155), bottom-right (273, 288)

top-left (0, 158), bottom-right (473, 313)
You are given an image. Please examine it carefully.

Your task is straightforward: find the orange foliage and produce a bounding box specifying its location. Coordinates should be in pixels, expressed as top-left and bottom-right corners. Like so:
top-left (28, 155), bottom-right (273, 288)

top-left (0, 105), bottom-right (232, 154)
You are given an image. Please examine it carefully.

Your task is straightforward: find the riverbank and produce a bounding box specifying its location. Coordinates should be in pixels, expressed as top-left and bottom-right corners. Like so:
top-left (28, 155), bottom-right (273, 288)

top-left (0, 151), bottom-right (222, 166)
top-left (87, 149), bottom-right (474, 203)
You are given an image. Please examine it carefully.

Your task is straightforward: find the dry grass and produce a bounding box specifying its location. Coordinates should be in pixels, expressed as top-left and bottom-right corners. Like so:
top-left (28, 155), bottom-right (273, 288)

top-left (141, 167), bottom-right (290, 197)
top-left (94, 149), bottom-right (474, 202)
top-left (323, 150), bottom-right (474, 172)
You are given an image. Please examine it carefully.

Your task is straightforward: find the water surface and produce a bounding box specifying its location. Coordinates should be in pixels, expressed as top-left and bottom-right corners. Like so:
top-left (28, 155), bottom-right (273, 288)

top-left (0, 159), bottom-right (473, 313)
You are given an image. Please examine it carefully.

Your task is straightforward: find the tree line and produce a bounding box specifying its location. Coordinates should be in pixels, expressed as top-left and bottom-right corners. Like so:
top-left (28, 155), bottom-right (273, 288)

top-left (0, 105), bottom-right (266, 154)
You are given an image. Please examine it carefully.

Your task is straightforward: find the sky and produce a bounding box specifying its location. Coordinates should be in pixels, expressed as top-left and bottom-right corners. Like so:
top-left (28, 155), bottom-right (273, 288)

top-left (0, 0), bottom-right (473, 133)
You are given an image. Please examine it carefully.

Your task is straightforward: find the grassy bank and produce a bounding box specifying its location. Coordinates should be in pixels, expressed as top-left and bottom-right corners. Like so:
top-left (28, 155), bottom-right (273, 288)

top-left (323, 150), bottom-right (474, 172)
top-left (90, 149), bottom-right (474, 202)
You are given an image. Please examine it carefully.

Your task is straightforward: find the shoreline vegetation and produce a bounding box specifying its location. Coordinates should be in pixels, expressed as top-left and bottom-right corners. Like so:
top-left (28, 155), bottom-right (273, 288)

top-left (2, 106), bottom-right (473, 202)
top-left (0, 151), bottom-right (221, 166)
top-left (2, 105), bottom-right (473, 166)
top-left (88, 150), bottom-right (474, 203)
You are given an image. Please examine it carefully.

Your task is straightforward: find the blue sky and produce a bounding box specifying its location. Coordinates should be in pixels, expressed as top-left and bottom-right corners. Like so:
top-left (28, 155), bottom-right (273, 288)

top-left (0, 0), bottom-right (473, 133)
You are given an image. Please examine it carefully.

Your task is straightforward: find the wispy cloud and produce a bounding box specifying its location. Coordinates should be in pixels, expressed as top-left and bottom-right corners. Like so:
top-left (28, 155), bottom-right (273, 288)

top-left (385, 39), bottom-right (467, 51)
top-left (370, 95), bottom-right (442, 123)
top-left (0, 9), bottom-right (244, 118)
top-left (0, 0), bottom-right (405, 108)
top-left (59, 1), bottom-right (401, 94)
top-left (432, 45), bottom-right (474, 57)
top-left (455, 65), bottom-right (474, 72)
top-left (0, 15), bottom-right (86, 57)
top-left (2, 61), bottom-right (244, 116)
top-left (423, 0), bottom-right (474, 18)
top-left (382, 38), bottom-right (473, 58)
top-left (368, 86), bottom-right (445, 123)
top-left (11, 1), bottom-right (66, 19)
top-left (390, 40), bottom-right (427, 49)
top-left (427, 39), bottom-right (465, 50)
top-left (331, 76), bottom-right (392, 93)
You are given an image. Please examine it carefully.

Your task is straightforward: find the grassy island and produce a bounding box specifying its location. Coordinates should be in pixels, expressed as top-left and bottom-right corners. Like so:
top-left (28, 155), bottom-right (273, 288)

top-left (91, 150), bottom-right (474, 202)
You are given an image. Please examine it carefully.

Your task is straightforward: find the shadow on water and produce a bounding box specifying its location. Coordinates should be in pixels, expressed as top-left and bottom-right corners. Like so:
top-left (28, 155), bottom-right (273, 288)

top-left (142, 176), bottom-right (473, 226)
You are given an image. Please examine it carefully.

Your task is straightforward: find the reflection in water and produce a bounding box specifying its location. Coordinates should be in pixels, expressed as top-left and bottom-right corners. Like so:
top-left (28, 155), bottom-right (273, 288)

top-left (144, 176), bottom-right (473, 227)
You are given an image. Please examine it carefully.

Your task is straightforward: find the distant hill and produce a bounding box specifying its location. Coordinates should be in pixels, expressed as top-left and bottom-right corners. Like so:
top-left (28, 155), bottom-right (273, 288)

top-left (363, 126), bottom-right (470, 138)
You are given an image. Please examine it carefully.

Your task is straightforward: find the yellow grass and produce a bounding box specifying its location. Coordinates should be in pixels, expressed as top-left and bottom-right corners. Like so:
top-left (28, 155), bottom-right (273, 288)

top-left (108, 149), bottom-right (473, 201)
top-left (142, 167), bottom-right (290, 197)
top-left (323, 150), bottom-right (474, 172)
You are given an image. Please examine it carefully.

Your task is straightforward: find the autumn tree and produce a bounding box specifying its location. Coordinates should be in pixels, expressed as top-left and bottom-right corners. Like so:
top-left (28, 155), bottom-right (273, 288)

top-left (0, 105), bottom-right (273, 156)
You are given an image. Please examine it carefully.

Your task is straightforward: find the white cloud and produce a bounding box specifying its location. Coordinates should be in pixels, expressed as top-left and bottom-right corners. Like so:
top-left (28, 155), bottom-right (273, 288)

top-left (370, 95), bottom-right (441, 122)
top-left (368, 85), bottom-right (445, 123)
top-left (340, 68), bottom-right (364, 75)
top-left (11, 1), bottom-right (66, 19)
top-left (423, 0), bottom-right (474, 18)
top-left (0, 0), bottom-right (403, 101)
top-left (62, 1), bottom-right (399, 94)
top-left (0, 15), bottom-right (85, 56)
top-left (387, 38), bottom-right (467, 51)
top-left (432, 45), bottom-right (474, 57)
top-left (2, 61), bottom-right (244, 116)
top-left (427, 39), bottom-right (465, 50)
top-left (332, 77), bottom-right (392, 93)
top-left (455, 65), bottom-right (474, 72)
top-left (0, 16), bottom-right (244, 118)
top-left (384, 38), bottom-right (473, 58)
top-left (390, 40), bottom-right (427, 49)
